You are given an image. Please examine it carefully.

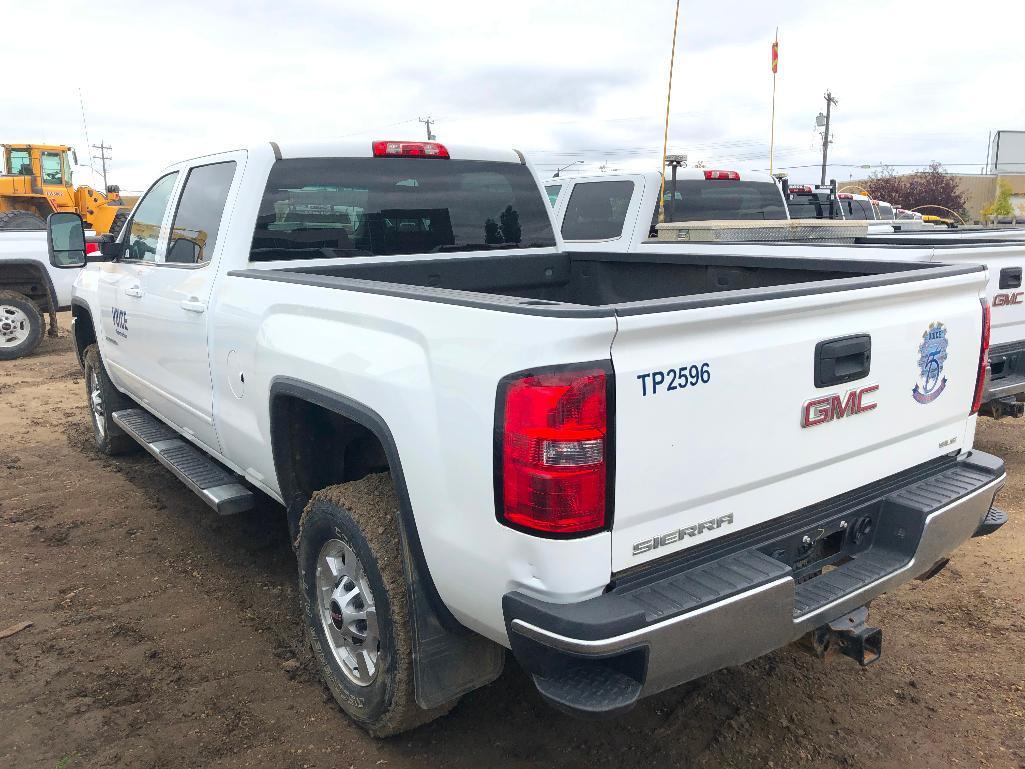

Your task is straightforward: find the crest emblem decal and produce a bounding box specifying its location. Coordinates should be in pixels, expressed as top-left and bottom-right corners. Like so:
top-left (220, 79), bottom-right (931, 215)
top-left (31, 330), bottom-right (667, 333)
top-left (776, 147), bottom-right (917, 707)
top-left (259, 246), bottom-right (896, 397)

top-left (912, 322), bottom-right (949, 404)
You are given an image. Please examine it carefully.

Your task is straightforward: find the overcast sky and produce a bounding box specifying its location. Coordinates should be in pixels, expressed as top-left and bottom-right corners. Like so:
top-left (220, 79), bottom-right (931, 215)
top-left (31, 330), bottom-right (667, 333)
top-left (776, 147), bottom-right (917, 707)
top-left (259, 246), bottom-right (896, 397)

top-left (4, 0), bottom-right (1022, 190)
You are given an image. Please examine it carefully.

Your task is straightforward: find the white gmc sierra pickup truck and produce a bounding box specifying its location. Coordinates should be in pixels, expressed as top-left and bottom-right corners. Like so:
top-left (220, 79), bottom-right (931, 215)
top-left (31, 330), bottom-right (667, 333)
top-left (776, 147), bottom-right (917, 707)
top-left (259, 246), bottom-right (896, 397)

top-left (550, 170), bottom-right (1025, 418)
top-left (49, 141), bottom-right (1007, 735)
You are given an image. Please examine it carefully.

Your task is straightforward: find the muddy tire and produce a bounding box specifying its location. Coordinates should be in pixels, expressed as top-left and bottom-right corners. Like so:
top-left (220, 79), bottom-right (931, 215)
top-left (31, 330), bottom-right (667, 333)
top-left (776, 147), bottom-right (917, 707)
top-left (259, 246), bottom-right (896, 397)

top-left (0, 290), bottom-right (43, 360)
top-left (297, 474), bottom-right (453, 736)
top-left (82, 344), bottom-right (137, 455)
top-left (0, 210), bottom-right (46, 230)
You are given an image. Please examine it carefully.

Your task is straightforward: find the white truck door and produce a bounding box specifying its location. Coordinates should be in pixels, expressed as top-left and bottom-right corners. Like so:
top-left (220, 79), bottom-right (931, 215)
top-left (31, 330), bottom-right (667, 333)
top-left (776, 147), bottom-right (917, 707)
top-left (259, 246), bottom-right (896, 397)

top-left (98, 171), bottom-right (179, 395)
top-left (133, 158), bottom-right (241, 453)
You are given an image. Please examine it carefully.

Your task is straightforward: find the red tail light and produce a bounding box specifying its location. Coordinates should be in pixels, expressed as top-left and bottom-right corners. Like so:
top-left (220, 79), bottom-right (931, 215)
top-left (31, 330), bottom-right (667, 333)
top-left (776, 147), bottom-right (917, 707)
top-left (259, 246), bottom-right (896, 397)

top-left (704, 170), bottom-right (740, 181)
top-left (788, 185), bottom-right (812, 193)
top-left (971, 299), bottom-right (991, 415)
top-left (372, 140), bottom-right (449, 158)
top-left (838, 193), bottom-right (853, 199)
top-left (496, 364), bottom-right (612, 536)
top-left (85, 242), bottom-right (99, 254)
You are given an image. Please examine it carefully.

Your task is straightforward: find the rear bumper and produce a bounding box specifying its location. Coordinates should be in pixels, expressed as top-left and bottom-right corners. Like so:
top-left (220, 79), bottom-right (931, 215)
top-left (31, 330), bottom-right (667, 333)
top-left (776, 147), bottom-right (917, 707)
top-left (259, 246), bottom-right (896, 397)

top-left (503, 451), bottom-right (1006, 716)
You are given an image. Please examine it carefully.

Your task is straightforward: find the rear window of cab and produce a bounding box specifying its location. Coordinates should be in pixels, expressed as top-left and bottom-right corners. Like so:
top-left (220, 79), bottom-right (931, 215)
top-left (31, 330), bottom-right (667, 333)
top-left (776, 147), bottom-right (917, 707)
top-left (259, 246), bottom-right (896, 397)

top-left (251, 158), bottom-right (556, 260)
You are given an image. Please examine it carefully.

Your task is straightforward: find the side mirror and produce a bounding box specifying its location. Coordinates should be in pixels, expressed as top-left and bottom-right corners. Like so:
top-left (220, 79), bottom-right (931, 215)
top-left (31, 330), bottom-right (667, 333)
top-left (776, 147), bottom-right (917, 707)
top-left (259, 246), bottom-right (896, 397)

top-left (46, 212), bottom-right (87, 268)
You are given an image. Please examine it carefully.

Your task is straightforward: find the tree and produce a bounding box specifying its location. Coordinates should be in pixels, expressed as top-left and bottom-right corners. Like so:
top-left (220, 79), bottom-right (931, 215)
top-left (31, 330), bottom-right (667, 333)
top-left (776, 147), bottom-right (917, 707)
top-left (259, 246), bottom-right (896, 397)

top-left (864, 162), bottom-right (967, 220)
top-left (981, 179), bottom-right (1015, 222)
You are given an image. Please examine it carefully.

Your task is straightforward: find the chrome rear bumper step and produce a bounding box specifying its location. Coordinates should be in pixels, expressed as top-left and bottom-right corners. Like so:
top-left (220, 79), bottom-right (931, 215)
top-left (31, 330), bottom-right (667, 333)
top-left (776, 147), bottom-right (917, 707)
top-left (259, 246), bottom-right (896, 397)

top-left (112, 409), bottom-right (254, 515)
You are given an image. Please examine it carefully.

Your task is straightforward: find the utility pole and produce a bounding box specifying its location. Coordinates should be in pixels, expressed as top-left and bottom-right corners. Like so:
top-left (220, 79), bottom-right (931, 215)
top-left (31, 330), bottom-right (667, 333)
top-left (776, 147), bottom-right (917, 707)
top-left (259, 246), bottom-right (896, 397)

top-left (418, 116), bottom-right (436, 141)
top-left (818, 91), bottom-right (837, 186)
top-left (92, 141), bottom-right (112, 190)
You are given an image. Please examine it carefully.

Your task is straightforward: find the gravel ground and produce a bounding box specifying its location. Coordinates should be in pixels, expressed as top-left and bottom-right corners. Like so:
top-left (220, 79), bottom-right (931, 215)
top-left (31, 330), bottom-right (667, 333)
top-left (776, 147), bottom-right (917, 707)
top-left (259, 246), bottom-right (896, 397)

top-left (1, 316), bottom-right (1023, 769)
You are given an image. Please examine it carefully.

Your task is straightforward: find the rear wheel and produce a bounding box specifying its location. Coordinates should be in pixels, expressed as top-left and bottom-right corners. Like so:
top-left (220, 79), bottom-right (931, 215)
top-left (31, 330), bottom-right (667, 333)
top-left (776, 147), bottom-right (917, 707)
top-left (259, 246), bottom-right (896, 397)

top-left (0, 290), bottom-right (43, 360)
top-left (297, 474), bottom-right (454, 736)
top-left (0, 210), bottom-right (46, 230)
top-left (82, 344), bottom-right (137, 454)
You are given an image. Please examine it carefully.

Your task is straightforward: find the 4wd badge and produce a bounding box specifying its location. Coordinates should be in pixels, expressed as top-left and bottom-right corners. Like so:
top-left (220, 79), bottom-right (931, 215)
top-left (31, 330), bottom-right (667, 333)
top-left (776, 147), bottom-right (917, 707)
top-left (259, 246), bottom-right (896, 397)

top-left (912, 322), bottom-right (948, 404)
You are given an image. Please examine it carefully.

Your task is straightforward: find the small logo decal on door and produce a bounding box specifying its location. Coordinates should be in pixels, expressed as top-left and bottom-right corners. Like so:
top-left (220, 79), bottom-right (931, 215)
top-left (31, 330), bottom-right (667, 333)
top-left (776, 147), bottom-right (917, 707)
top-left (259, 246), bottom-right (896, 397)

top-left (112, 307), bottom-right (129, 339)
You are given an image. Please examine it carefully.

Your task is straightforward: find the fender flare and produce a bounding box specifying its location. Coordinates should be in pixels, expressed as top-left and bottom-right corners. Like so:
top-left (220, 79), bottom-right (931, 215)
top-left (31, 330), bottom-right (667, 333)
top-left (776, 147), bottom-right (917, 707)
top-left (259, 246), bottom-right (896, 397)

top-left (69, 296), bottom-right (96, 367)
top-left (268, 377), bottom-right (505, 708)
top-left (268, 377), bottom-right (455, 624)
top-left (0, 258), bottom-right (58, 315)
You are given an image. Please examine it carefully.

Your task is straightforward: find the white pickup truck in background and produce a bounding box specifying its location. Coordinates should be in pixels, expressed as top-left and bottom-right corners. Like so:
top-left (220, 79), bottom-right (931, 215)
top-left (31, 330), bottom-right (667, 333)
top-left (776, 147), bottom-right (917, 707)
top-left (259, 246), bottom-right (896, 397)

top-left (49, 140), bottom-right (1006, 735)
top-left (549, 170), bottom-right (1025, 418)
top-left (0, 225), bottom-right (88, 359)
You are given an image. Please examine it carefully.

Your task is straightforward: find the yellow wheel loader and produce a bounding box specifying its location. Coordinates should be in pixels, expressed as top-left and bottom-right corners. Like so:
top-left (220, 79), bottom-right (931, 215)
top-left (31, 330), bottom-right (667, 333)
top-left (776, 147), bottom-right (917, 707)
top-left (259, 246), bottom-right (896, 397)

top-left (0, 143), bottom-right (130, 235)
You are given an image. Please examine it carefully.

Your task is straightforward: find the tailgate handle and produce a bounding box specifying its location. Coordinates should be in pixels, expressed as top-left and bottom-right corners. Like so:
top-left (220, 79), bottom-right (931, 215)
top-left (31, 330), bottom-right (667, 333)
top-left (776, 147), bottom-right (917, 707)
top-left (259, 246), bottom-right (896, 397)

top-left (815, 334), bottom-right (871, 388)
top-left (999, 267), bottom-right (1022, 289)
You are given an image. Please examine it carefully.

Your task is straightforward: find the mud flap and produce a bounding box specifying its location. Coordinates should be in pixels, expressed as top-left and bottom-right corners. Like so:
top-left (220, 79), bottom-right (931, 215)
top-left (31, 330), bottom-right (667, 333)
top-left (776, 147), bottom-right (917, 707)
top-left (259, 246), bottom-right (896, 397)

top-left (399, 535), bottom-right (505, 709)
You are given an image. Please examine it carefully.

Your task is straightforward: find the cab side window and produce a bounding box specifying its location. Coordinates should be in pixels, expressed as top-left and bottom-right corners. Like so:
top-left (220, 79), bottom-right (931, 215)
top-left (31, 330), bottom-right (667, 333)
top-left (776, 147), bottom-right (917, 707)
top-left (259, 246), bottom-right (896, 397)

top-left (124, 172), bottom-right (179, 262)
top-left (165, 162), bottom-right (237, 264)
top-left (8, 149), bottom-right (31, 175)
top-left (40, 152), bottom-right (63, 185)
top-left (561, 180), bottom-right (634, 240)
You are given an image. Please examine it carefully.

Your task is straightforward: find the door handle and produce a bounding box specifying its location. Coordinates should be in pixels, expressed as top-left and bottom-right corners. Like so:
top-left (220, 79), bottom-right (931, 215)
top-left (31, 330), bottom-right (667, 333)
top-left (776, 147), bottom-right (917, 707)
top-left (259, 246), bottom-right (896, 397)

top-left (814, 334), bottom-right (872, 387)
top-left (180, 298), bottom-right (206, 313)
top-left (124, 285), bottom-right (143, 298)
top-left (1000, 267), bottom-right (1022, 289)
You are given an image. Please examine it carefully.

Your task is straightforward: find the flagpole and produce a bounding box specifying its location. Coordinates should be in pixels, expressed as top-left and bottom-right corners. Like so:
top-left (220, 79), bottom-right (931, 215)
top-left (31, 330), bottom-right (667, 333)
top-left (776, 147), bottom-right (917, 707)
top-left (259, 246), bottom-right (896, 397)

top-left (769, 28), bottom-right (778, 175)
top-left (659, 0), bottom-right (681, 224)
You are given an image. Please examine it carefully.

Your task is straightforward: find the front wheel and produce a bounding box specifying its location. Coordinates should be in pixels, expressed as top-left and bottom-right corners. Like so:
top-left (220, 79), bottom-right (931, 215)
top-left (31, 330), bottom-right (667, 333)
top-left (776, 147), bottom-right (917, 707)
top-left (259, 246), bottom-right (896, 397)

top-left (0, 290), bottom-right (43, 360)
top-left (297, 474), bottom-right (454, 736)
top-left (82, 344), bottom-right (137, 454)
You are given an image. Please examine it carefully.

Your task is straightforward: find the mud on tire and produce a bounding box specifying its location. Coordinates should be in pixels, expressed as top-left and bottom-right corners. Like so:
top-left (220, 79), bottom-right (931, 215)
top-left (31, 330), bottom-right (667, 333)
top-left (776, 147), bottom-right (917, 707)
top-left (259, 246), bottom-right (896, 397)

top-left (0, 290), bottom-right (43, 360)
top-left (82, 344), bottom-right (137, 455)
top-left (297, 474), bottom-right (454, 736)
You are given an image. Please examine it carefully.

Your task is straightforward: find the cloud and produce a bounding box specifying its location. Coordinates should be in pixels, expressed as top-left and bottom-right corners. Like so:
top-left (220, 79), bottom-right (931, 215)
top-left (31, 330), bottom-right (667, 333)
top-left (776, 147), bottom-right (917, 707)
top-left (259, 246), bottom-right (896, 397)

top-left (2, 0), bottom-right (1020, 189)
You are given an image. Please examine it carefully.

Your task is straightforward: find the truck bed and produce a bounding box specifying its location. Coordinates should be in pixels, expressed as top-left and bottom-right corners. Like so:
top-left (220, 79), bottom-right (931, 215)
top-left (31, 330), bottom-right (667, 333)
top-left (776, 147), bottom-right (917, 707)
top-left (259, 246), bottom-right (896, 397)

top-left (232, 251), bottom-right (980, 317)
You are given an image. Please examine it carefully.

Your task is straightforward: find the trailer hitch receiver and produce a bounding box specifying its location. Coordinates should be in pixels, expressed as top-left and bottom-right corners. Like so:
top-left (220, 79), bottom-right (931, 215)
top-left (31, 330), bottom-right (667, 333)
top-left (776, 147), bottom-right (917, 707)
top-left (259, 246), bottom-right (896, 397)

top-left (802, 605), bottom-right (882, 667)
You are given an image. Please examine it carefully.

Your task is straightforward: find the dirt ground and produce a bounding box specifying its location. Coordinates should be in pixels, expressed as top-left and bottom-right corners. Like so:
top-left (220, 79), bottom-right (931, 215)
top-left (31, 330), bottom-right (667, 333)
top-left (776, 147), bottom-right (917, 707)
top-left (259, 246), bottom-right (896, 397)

top-left (2, 315), bottom-right (1023, 769)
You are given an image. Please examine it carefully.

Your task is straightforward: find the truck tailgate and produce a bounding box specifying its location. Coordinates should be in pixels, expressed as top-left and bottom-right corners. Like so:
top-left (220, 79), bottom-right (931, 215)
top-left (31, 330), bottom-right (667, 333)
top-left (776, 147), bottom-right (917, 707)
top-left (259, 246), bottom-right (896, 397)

top-left (610, 273), bottom-right (985, 571)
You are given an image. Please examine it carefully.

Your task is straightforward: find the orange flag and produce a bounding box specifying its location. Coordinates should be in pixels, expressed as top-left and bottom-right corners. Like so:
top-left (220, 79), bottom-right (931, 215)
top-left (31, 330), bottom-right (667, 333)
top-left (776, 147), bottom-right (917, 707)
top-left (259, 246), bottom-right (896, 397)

top-left (771, 40), bottom-right (779, 73)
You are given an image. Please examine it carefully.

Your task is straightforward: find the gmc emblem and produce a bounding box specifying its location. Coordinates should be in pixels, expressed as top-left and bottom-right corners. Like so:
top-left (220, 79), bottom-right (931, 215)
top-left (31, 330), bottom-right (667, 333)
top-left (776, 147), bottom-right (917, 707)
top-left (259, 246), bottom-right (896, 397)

top-left (994, 292), bottom-right (1023, 307)
top-left (802, 384), bottom-right (879, 428)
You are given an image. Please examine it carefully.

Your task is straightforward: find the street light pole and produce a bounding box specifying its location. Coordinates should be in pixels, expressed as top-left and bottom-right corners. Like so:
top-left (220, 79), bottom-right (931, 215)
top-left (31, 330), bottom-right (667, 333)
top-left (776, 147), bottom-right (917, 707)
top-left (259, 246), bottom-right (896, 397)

top-left (552, 161), bottom-right (583, 178)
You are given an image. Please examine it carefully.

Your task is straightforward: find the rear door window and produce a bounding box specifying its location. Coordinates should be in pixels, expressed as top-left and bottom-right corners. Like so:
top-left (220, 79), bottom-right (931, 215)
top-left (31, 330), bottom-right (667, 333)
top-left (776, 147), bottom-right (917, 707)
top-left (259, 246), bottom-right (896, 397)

top-left (124, 172), bottom-right (179, 262)
top-left (560, 180), bottom-right (634, 240)
top-left (166, 162), bottom-right (237, 264)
